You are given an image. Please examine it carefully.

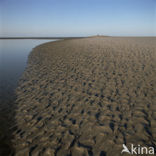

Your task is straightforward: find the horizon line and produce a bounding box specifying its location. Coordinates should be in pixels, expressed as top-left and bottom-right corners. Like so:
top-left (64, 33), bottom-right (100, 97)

top-left (0, 36), bottom-right (86, 39)
top-left (0, 35), bottom-right (155, 39)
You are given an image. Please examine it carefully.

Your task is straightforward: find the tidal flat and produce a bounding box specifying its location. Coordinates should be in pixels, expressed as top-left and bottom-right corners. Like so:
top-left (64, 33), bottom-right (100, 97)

top-left (13, 37), bottom-right (156, 156)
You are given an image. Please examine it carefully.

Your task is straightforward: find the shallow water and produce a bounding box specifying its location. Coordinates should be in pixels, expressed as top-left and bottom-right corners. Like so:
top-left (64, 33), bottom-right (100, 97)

top-left (0, 39), bottom-right (58, 155)
top-left (0, 39), bottom-right (58, 93)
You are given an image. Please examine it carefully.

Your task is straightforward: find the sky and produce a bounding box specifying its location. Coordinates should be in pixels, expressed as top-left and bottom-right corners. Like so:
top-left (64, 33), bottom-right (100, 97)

top-left (0, 0), bottom-right (155, 37)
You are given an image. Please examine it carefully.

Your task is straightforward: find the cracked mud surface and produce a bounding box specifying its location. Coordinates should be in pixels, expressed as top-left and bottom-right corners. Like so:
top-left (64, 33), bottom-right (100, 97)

top-left (13, 37), bottom-right (156, 156)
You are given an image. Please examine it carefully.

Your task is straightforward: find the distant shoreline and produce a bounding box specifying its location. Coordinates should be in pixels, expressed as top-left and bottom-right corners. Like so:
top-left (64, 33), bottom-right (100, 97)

top-left (0, 36), bottom-right (155, 40)
top-left (0, 37), bottom-right (85, 39)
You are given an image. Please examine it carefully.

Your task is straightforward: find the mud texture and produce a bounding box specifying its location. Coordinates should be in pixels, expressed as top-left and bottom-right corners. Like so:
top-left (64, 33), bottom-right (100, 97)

top-left (13, 37), bottom-right (156, 156)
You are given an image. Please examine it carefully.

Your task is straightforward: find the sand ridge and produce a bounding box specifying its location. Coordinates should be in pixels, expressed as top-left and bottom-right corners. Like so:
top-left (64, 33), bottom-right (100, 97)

top-left (13, 37), bottom-right (156, 156)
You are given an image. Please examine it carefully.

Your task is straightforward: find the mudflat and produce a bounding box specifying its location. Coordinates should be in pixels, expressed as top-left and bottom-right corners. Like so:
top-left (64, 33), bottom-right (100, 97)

top-left (13, 37), bottom-right (156, 156)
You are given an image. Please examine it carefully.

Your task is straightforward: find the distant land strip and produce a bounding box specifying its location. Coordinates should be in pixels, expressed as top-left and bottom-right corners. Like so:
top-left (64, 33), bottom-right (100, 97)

top-left (1, 36), bottom-right (155, 39)
top-left (0, 37), bottom-right (85, 39)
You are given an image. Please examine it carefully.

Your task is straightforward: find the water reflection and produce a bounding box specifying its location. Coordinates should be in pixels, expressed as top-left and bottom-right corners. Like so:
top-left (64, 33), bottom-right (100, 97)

top-left (0, 39), bottom-right (57, 91)
top-left (0, 39), bottom-right (58, 155)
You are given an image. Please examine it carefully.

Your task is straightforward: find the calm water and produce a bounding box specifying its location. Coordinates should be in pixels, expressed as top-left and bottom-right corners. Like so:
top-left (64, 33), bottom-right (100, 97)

top-left (0, 39), bottom-right (58, 94)
top-left (0, 39), bottom-right (58, 155)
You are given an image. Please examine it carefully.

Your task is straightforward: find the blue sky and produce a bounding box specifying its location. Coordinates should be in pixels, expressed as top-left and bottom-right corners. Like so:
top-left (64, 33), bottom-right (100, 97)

top-left (0, 0), bottom-right (155, 37)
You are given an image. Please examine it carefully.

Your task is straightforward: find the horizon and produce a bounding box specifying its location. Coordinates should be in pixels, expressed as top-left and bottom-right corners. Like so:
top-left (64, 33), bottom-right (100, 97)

top-left (0, 35), bottom-right (156, 39)
top-left (0, 0), bottom-right (155, 37)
